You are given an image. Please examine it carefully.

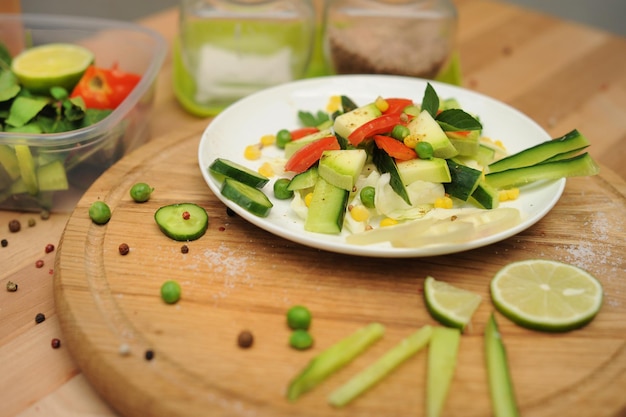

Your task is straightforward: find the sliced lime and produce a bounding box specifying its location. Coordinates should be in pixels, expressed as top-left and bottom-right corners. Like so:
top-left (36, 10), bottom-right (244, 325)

top-left (424, 276), bottom-right (482, 331)
top-left (12, 43), bottom-right (94, 93)
top-left (490, 259), bottom-right (603, 332)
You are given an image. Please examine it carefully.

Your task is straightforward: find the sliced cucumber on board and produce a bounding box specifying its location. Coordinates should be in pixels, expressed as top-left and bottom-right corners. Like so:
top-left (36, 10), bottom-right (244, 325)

top-left (154, 203), bottom-right (209, 241)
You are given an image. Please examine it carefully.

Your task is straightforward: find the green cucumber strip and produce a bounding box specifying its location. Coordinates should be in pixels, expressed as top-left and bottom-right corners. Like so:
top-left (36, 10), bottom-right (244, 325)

top-left (426, 327), bottom-right (461, 417)
top-left (304, 177), bottom-right (349, 234)
top-left (209, 158), bottom-right (269, 188)
top-left (372, 146), bottom-right (411, 205)
top-left (328, 325), bottom-right (432, 408)
top-left (37, 160), bottom-right (69, 191)
top-left (14, 145), bottom-right (38, 195)
top-left (485, 152), bottom-right (600, 190)
top-left (221, 178), bottom-right (273, 217)
top-left (287, 322), bottom-right (385, 401)
top-left (444, 159), bottom-right (482, 201)
top-left (488, 129), bottom-right (589, 173)
top-left (287, 167), bottom-right (318, 191)
top-left (485, 313), bottom-right (520, 417)
top-left (154, 203), bottom-right (209, 241)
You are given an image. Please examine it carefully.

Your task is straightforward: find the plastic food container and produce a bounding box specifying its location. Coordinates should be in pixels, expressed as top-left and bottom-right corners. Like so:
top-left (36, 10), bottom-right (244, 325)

top-left (0, 14), bottom-right (166, 212)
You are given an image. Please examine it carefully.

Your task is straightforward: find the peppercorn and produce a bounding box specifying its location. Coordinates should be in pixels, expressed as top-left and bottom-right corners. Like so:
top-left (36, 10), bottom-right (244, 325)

top-left (182, 211), bottom-right (191, 220)
top-left (145, 349), bottom-right (155, 360)
top-left (181, 244), bottom-right (189, 254)
top-left (118, 243), bottom-right (130, 256)
top-left (1, 239), bottom-right (7, 247)
top-left (40, 209), bottom-right (50, 220)
top-left (8, 219), bottom-right (20, 233)
top-left (45, 243), bottom-right (55, 254)
top-left (6, 281), bottom-right (18, 292)
top-left (237, 330), bottom-right (254, 348)
top-left (51, 338), bottom-right (61, 349)
top-left (35, 313), bottom-right (46, 324)
top-left (28, 218), bottom-right (36, 227)
top-left (226, 207), bottom-right (236, 217)
top-left (35, 259), bottom-right (44, 268)
top-left (218, 226), bottom-right (226, 232)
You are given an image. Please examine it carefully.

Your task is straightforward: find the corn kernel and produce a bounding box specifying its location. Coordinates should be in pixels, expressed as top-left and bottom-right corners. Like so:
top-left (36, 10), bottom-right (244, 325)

top-left (350, 205), bottom-right (370, 222)
top-left (375, 96), bottom-right (389, 112)
top-left (326, 95), bottom-right (341, 113)
top-left (260, 134), bottom-right (275, 147)
top-left (258, 162), bottom-right (274, 178)
top-left (434, 196), bottom-right (453, 209)
top-left (304, 192), bottom-right (314, 207)
top-left (379, 217), bottom-right (398, 227)
top-left (244, 144), bottom-right (262, 160)
top-left (500, 188), bottom-right (520, 202)
top-left (403, 135), bottom-right (419, 149)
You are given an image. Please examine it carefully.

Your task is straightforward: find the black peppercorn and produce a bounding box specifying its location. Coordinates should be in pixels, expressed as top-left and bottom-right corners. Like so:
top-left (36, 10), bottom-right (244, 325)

top-left (35, 313), bottom-right (46, 324)
top-left (237, 330), bottom-right (254, 348)
top-left (226, 207), bottom-right (236, 217)
top-left (1, 239), bottom-right (7, 247)
top-left (181, 244), bottom-right (189, 254)
top-left (145, 349), bottom-right (154, 360)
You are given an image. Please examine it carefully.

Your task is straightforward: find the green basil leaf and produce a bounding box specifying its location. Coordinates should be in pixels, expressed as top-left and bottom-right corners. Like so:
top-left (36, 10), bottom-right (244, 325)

top-left (5, 96), bottom-right (49, 128)
top-left (0, 71), bottom-right (20, 102)
top-left (81, 108), bottom-right (112, 127)
top-left (421, 82), bottom-right (439, 119)
top-left (436, 108), bottom-right (482, 132)
top-left (50, 86), bottom-right (69, 101)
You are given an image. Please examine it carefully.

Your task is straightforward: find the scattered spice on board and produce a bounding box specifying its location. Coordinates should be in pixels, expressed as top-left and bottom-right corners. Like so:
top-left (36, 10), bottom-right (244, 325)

top-left (35, 313), bottom-right (46, 324)
top-left (1, 239), bottom-right (7, 247)
top-left (51, 338), bottom-right (61, 349)
top-left (181, 244), bottom-right (189, 254)
top-left (8, 219), bottom-right (20, 233)
top-left (145, 349), bottom-right (155, 361)
top-left (45, 243), bottom-right (55, 254)
top-left (238, 330), bottom-right (254, 348)
top-left (6, 281), bottom-right (18, 292)
top-left (35, 259), bottom-right (44, 268)
top-left (28, 218), bottom-right (36, 227)
top-left (119, 243), bottom-right (130, 256)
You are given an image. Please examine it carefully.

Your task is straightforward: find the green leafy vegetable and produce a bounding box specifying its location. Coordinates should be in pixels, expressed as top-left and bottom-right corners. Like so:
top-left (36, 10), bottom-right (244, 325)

top-left (298, 109), bottom-right (330, 128)
top-left (421, 83), bottom-right (440, 119)
top-left (436, 108), bottom-right (483, 132)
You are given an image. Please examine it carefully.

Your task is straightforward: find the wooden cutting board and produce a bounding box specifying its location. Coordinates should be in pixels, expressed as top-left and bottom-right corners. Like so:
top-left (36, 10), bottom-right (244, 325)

top-left (54, 127), bottom-right (626, 417)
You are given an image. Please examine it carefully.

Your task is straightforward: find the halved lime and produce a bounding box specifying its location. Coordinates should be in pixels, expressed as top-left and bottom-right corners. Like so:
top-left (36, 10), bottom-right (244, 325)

top-left (490, 259), bottom-right (603, 332)
top-left (11, 43), bottom-right (94, 94)
top-left (423, 276), bottom-right (482, 331)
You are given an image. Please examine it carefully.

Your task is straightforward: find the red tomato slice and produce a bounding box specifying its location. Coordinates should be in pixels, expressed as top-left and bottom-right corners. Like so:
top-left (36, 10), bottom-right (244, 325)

top-left (348, 113), bottom-right (405, 146)
top-left (383, 98), bottom-right (413, 115)
top-left (373, 135), bottom-right (417, 161)
top-left (290, 127), bottom-right (320, 140)
top-left (284, 136), bottom-right (340, 173)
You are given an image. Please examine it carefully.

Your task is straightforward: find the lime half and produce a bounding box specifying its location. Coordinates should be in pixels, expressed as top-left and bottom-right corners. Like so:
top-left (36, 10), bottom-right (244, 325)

top-left (11, 43), bottom-right (94, 94)
top-left (424, 276), bottom-right (482, 331)
top-left (491, 259), bottom-right (603, 332)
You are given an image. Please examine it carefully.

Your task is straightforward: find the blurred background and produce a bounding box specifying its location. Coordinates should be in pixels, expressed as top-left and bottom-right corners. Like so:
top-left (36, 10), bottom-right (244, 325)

top-left (13, 0), bottom-right (626, 38)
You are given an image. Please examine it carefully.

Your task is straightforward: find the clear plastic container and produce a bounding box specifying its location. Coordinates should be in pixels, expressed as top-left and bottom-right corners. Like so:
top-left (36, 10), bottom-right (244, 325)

top-left (0, 14), bottom-right (166, 212)
top-left (173, 0), bottom-right (316, 117)
top-left (324, 0), bottom-right (457, 79)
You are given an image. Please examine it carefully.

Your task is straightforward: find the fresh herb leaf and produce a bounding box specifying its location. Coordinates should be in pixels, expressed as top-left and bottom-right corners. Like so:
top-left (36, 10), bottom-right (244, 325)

top-left (0, 71), bottom-right (20, 102)
top-left (298, 110), bottom-right (330, 127)
top-left (5, 96), bottom-right (49, 128)
top-left (0, 41), bottom-right (11, 70)
top-left (341, 95), bottom-right (358, 113)
top-left (436, 108), bottom-right (482, 132)
top-left (421, 83), bottom-right (440, 119)
top-left (50, 86), bottom-right (69, 101)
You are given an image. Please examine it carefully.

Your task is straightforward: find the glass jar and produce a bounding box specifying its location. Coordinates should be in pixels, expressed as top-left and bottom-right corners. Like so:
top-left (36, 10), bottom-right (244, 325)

top-left (174, 0), bottom-right (316, 117)
top-left (323, 0), bottom-right (457, 79)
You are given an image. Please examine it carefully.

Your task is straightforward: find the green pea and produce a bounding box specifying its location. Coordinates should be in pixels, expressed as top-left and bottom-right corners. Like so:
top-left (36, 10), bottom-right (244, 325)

top-left (359, 186), bottom-right (376, 209)
top-left (130, 182), bottom-right (154, 203)
top-left (160, 280), bottom-right (181, 304)
top-left (273, 178), bottom-right (294, 200)
top-left (89, 201), bottom-right (111, 225)
top-left (289, 329), bottom-right (314, 350)
top-left (287, 305), bottom-right (312, 330)
top-left (416, 141), bottom-right (434, 159)
top-left (276, 129), bottom-right (292, 149)
top-left (391, 124), bottom-right (410, 141)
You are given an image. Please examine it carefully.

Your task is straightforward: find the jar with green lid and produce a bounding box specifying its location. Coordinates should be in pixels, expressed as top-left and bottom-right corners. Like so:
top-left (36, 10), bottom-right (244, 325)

top-left (174, 0), bottom-right (316, 117)
top-left (323, 0), bottom-right (457, 80)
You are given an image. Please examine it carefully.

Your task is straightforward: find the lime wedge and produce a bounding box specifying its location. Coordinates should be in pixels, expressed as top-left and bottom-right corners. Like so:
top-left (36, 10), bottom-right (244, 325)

top-left (424, 276), bottom-right (482, 331)
top-left (11, 43), bottom-right (94, 94)
top-left (490, 259), bottom-right (603, 332)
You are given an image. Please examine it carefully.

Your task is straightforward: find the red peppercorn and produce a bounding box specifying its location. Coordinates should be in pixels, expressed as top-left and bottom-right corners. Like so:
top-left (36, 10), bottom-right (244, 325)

top-left (118, 243), bottom-right (130, 255)
top-left (45, 243), bottom-right (55, 253)
top-left (182, 211), bottom-right (191, 220)
top-left (218, 226), bottom-right (226, 232)
top-left (8, 219), bottom-right (20, 233)
top-left (35, 259), bottom-right (44, 268)
top-left (181, 245), bottom-right (189, 254)
top-left (51, 338), bottom-right (61, 349)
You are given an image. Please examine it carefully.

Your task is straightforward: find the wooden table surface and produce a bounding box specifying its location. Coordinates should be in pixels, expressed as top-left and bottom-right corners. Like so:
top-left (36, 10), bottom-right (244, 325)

top-left (1, 1), bottom-right (626, 416)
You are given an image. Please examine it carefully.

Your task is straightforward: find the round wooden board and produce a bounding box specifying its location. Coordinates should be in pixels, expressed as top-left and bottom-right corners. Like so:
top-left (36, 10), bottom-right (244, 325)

top-left (54, 128), bottom-right (626, 417)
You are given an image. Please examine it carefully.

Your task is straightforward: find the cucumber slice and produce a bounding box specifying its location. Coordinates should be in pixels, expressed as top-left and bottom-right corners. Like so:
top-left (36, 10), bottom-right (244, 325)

top-left (470, 180), bottom-right (500, 209)
top-left (426, 327), bottom-right (461, 417)
top-left (14, 145), bottom-right (38, 195)
top-left (487, 129), bottom-right (590, 173)
top-left (154, 203), bottom-right (209, 241)
top-left (208, 158), bottom-right (269, 188)
top-left (444, 159), bottom-right (482, 201)
top-left (485, 152), bottom-right (600, 189)
top-left (37, 160), bottom-right (69, 191)
top-left (304, 176), bottom-right (349, 234)
top-left (0, 145), bottom-right (21, 180)
top-left (485, 313), bottom-right (520, 417)
top-left (220, 178), bottom-right (273, 217)
top-left (288, 167), bottom-right (318, 191)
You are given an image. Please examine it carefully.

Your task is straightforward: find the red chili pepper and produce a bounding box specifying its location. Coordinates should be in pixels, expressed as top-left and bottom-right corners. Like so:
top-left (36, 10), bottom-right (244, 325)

top-left (373, 135), bottom-right (417, 161)
top-left (290, 127), bottom-right (320, 140)
top-left (348, 113), bottom-right (406, 146)
top-left (70, 64), bottom-right (141, 110)
top-left (383, 98), bottom-right (413, 115)
top-left (284, 136), bottom-right (340, 173)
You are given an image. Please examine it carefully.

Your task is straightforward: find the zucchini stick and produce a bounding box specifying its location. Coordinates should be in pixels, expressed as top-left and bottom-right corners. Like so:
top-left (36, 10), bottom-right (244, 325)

top-left (328, 325), bottom-right (432, 407)
top-left (287, 322), bottom-right (385, 401)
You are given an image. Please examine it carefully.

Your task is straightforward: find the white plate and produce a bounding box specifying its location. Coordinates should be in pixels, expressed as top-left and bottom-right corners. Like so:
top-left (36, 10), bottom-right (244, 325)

top-left (198, 75), bottom-right (565, 258)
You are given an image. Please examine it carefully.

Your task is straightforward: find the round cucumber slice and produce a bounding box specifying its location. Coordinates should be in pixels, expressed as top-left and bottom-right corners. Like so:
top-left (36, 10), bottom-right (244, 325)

top-left (154, 203), bottom-right (209, 241)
